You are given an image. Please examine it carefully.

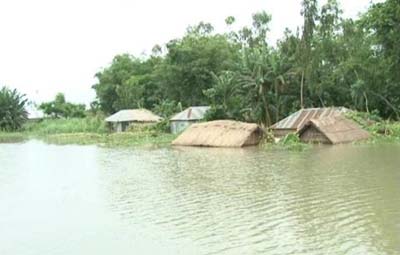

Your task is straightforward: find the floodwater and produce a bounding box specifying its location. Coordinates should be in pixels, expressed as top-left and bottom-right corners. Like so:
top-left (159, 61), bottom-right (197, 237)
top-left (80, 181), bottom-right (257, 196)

top-left (1, 140), bottom-right (400, 255)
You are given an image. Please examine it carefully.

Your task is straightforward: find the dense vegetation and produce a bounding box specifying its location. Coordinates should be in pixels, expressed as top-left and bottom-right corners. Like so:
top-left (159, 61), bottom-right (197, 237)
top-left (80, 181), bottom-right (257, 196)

top-left (2, 0), bottom-right (400, 148)
top-left (92, 0), bottom-right (400, 126)
top-left (39, 93), bottom-right (86, 118)
top-left (0, 86), bottom-right (28, 131)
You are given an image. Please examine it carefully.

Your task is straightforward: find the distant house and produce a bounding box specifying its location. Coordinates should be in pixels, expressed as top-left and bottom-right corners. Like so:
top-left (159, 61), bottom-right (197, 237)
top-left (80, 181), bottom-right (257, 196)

top-left (105, 109), bottom-right (162, 132)
top-left (170, 106), bottom-right (210, 134)
top-left (298, 116), bottom-right (370, 144)
top-left (172, 120), bottom-right (263, 147)
top-left (271, 107), bottom-right (348, 137)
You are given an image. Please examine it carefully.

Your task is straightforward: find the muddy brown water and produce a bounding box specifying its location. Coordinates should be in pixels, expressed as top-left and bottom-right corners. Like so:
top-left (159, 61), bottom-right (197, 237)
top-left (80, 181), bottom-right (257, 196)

top-left (1, 140), bottom-right (399, 255)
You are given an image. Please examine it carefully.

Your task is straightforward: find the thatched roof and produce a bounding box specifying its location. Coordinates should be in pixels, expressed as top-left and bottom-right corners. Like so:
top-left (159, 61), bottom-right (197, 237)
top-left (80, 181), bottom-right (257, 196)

top-left (271, 107), bottom-right (348, 131)
top-left (170, 106), bottom-right (210, 121)
top-left (105, 109), bottom-right (162, 123)
top-left (172, 120), bottom-right (263, 147)
top-left (298, 116), bottom-right (370, 144)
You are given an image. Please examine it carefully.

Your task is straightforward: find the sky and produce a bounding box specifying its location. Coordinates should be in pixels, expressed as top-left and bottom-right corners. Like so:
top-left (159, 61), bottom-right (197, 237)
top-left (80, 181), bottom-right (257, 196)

top-left (0, 0), bottom-right (381, 106)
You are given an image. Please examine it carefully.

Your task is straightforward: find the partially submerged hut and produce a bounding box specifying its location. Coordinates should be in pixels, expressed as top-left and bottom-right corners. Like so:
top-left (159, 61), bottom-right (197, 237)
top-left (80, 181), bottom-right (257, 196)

top-left (170, 106), bottom-right (210, 134)
top-left (271, 107), bottom-right (348, 137)
top-left (298, 116), bottom-right (370, 144)
top-left (105, 109), bottom-right (162, 132)
top-left (172, 120), bottom-right (263, 147)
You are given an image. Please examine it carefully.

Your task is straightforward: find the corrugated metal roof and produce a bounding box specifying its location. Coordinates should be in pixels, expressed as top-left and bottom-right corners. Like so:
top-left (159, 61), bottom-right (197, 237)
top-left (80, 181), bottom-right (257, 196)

top-left (170, 106), bottom-right (210, 121)
top-left (299, 116), bottom-right (370, 144)
top-left (105, 109), bottom-right (162, 123)
top-left (271, 107), bottom-right (348, 130)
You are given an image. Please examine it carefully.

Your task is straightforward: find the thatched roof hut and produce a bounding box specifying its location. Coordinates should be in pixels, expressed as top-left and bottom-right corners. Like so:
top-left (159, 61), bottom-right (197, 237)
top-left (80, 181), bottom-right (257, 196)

top-left (105, 109), bottom-right (162, 132)
top-left (172, 120), bottom-right (263, 147)
top-left (271, 107), bottom-right (348, 137)
top-left (170, 106), bottom-right (210, 134)
top-left (298, 116), bottom-right (370, 144)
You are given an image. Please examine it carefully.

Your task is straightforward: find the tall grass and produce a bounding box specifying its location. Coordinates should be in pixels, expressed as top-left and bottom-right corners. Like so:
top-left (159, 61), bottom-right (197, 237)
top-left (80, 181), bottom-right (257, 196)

top-left (24, 117), bottom-right (108, 135)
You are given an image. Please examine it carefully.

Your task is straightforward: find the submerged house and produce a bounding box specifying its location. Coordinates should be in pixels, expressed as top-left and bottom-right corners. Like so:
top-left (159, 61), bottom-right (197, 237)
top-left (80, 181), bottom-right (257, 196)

top-left (170, 106), bottom-right (210, 134)
top-left (271, 107), bottom-right (348, 137)
top-left (105, 109), bottom-right (162, 132)
top-left (298, 116), bottom-right (370, 144)
top-left (172, 120), bottom-right (263, 148)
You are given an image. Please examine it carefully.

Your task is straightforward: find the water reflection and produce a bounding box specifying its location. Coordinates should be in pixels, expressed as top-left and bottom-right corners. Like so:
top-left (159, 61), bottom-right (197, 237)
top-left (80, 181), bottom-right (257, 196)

top-left (1, 141), bottom-right (400, 254)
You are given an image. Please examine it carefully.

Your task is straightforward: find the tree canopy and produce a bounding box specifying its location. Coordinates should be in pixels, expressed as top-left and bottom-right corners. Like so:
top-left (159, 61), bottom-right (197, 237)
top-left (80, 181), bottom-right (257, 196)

top-left (92, 0), bottom-right (400, 125)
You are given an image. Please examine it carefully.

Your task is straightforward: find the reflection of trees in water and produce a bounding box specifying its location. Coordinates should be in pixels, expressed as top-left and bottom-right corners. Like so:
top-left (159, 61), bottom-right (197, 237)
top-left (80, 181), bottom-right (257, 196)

top-left (97, 145), bottom-right (400, 254)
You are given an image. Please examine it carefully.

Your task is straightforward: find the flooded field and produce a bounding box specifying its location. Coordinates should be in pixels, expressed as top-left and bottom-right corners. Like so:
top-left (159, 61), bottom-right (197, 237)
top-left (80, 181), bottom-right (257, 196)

top-left (1, 140), bottom-right (399, 255)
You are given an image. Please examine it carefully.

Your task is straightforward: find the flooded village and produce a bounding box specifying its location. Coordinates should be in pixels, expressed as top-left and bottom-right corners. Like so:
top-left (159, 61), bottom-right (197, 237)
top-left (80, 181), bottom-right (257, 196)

top-left (1, 0), bottom-right (400, 254)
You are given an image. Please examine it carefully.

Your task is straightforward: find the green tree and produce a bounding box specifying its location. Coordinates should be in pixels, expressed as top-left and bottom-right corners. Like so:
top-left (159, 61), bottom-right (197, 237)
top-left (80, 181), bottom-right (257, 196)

top-left (0, 86), bottom-right (28, 131)
top-left (298, 0), bottom-right (319, 108)
top-left (153, 23), bottom-right (240, 106)
top-left (40, 93), bottom-right (86, 118)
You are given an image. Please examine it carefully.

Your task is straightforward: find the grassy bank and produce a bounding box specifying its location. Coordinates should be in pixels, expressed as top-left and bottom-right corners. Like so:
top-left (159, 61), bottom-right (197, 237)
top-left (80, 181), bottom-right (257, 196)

top-left (0, 132), bottom-right (27, 143)
top-left (23, 117), bottom-right (108, 135)
top-left (42, 132), bottom-right (176, 147)
top-left (0, 117), bottom-right (176, 148)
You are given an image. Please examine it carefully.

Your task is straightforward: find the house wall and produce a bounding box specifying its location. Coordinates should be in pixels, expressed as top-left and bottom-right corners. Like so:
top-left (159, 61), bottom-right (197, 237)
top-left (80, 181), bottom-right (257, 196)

top-left (272, 129), bottom-right (297, 138)
top-left (171, 120), bottom-right (197, 134)
top-left (111, 121), bottom-right (152, 132)
top-left (243, 129), bottom-right (264, 146)
top-left (300, 126), bottom-right (331, 144)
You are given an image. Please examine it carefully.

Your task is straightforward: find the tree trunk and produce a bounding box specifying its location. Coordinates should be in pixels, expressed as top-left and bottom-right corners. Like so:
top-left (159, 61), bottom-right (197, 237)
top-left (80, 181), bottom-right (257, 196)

top-left (300, 70), bottom-right (305, 109)
top-left (371, 91), bottom-right (400, 120)
top-left (363, 92), bottom-right (369, 114)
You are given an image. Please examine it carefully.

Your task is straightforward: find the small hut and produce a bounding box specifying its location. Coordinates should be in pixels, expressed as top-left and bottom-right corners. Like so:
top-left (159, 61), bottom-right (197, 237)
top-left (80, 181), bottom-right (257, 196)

top-left (172, 120), bottom-right (263, 148)
top-left (298, 116), bottom-right (370, 144)
top-left (105, 109), bottom-right (162, 132)
top-left (271, 107), bottom-right (348, 137)
top-left (170, 106), bottom-right (210, 134)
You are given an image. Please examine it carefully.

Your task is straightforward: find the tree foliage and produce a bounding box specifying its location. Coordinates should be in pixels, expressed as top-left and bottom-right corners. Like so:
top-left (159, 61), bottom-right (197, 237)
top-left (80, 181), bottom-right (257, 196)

top-left (92, 0), bottom-right (400, 125)
top-left (40, 93), bottom-right (86, 118)
top-left (0, 86), bottom-right (28, 131)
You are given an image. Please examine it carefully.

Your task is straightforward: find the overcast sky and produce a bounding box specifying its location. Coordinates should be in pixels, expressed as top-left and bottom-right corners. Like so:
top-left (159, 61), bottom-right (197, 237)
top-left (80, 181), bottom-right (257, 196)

top-left (0, 0), bottom-right (380, 105)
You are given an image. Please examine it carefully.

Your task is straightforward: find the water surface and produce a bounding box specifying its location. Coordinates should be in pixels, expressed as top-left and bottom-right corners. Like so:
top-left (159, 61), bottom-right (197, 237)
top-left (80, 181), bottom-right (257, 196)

top-left (1, 141), bottom-right (399, 254)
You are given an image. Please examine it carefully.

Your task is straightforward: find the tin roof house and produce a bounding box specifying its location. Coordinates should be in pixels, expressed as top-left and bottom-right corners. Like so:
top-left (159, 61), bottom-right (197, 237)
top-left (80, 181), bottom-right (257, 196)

top-left (170, 106), bottom-right (210, 134)
top-left (271, 107), bottom-right (349, 137)
top-left (105, 109), bottom-right (162, 132)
